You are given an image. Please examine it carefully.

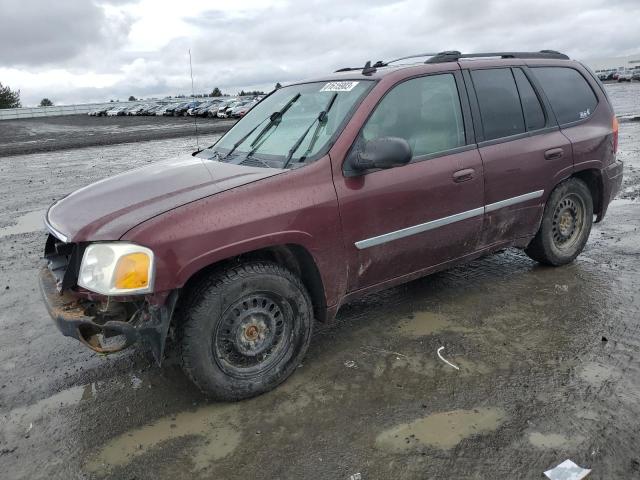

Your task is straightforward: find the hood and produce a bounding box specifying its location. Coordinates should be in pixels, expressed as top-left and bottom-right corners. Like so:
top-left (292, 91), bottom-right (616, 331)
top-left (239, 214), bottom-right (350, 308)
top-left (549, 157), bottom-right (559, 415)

top-left (47, 155), bottom-right (283, 242)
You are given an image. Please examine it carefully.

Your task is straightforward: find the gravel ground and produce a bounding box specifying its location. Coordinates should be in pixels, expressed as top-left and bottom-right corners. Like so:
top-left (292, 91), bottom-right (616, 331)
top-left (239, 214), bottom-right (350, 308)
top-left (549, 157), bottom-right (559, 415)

top-left (0, 84), bottom-right (639, 480)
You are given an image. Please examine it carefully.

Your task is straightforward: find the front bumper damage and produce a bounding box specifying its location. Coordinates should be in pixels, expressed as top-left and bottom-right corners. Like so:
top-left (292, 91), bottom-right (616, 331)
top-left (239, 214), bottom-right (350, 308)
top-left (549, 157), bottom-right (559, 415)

top-left (39, 267), bottom-right (177, 364)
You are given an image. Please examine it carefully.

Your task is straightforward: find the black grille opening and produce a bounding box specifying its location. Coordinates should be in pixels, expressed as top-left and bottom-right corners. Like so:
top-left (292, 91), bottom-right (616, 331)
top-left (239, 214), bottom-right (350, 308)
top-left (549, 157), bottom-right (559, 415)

top-left (44, 234), bottom-right (83, 292)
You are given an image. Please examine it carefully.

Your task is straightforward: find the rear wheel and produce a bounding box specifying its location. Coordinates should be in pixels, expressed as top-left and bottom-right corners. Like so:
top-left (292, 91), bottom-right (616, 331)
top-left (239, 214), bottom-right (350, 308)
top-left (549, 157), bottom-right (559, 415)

top-left (525, 178), bottom-right (593, 266)
top-left (179, 262), bottom-right (313, 400)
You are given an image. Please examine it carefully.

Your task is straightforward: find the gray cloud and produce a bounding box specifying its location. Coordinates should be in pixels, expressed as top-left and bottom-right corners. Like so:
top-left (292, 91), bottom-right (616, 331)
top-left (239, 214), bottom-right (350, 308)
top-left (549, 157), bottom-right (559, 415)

top-left (2, 0), bottom-right (639, 106)
top-left (0, 0), bottom-right (134, 67)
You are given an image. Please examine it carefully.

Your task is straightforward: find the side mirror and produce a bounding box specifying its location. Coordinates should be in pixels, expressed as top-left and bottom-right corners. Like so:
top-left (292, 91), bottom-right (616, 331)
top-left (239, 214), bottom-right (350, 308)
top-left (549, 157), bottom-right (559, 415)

top-left (350, 137), bottom-right (412, 173)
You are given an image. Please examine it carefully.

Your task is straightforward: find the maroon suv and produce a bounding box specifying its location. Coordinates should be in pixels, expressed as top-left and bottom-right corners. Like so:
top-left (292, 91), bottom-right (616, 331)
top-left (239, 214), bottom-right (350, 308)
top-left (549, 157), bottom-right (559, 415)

top-left (40, 50), bottom-right (623, 400)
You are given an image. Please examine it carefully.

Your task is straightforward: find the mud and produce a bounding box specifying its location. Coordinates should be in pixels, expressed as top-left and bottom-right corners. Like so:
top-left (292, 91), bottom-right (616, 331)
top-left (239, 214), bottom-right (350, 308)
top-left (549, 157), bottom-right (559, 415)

top-left (0, 83), bottom-right (639, 479)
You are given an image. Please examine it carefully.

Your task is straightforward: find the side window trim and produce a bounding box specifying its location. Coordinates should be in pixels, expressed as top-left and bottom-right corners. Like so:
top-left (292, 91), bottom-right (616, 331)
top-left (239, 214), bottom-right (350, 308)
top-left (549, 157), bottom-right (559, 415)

top-left (343, 70), bottom-right (472, 177)
top-left (520, 66), bottom-right (559, 128)
top-left (453, 70), bottom-right (476, 145)
top-left (511, 67), bottom-right (546, 131)
top-left (461, 69), bottom-right (484, 143)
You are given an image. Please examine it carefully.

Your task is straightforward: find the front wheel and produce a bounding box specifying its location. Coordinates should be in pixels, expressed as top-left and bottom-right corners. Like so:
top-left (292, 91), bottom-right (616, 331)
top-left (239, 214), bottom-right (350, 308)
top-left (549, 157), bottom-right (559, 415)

top-left (179, 262), bottom-right (313, 400)
top-left (525, 178), bottom-right (593, 266)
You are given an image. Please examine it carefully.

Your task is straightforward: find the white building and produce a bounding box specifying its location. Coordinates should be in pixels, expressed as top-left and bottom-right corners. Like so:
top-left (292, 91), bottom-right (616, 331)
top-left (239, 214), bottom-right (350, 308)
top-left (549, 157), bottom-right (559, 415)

top-left (582, 54), bottom-right (640, 73)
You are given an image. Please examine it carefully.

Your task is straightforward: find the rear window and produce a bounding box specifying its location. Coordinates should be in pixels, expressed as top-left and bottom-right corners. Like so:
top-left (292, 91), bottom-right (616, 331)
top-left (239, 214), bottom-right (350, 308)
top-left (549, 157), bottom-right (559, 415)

top-left (471, 68), bottom-right (525, 141)
top-left (532, 67), bottom-right (598, 125)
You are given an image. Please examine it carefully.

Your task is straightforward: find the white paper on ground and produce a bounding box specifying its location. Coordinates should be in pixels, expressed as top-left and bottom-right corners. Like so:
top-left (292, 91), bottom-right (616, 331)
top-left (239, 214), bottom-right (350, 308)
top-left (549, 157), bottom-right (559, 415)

top-left (544, 459), bottom-right (591, 480)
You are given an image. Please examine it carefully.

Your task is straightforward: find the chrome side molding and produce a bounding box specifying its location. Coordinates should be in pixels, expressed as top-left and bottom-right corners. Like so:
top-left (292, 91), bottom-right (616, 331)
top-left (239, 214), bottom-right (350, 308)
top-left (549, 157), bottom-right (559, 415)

top-left (355, 190), bottom-right (544, 250)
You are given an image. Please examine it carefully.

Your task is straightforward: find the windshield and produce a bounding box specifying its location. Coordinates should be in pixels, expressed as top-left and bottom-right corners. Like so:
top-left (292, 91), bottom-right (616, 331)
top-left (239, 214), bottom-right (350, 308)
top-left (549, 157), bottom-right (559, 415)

top-left (199, 80), bottom-right (373, 168)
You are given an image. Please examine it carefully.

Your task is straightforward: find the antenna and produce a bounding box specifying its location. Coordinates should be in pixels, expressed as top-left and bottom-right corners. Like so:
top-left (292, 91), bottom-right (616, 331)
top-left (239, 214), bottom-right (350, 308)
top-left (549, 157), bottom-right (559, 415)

top-left (188, 49), bottom-right (200, 151)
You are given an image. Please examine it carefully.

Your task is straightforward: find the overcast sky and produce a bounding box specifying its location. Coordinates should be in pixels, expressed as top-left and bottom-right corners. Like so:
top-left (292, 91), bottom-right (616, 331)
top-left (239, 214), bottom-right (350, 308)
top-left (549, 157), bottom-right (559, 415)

top-left (1, 0), bottom-right (638, 106)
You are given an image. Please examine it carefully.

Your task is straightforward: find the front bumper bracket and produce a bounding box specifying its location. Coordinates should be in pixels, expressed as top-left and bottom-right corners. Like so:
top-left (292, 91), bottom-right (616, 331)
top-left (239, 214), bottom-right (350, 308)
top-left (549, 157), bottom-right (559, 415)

top-left (39, 267), bottom-right (177, 364)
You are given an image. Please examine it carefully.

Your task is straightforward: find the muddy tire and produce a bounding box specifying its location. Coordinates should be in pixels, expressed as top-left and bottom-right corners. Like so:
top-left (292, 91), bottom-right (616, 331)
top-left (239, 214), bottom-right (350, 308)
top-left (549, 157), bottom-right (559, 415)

top-left (179, 262), bottom-right (313, 400)
top-left (525, 178), bottom-right (593, 266)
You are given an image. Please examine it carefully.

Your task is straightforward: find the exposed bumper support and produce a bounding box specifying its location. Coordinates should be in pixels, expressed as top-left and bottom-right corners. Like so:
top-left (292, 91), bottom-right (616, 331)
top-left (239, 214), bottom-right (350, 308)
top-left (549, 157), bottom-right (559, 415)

top-left (39, 267), bottom-right (178, 364)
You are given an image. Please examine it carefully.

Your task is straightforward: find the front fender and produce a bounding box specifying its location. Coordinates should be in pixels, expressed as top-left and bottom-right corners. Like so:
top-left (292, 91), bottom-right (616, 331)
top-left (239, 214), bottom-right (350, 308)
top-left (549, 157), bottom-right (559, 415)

top-left (176, 230), bottom-right (315, 285)
top-left (122, 158), bottom-right (347, 309)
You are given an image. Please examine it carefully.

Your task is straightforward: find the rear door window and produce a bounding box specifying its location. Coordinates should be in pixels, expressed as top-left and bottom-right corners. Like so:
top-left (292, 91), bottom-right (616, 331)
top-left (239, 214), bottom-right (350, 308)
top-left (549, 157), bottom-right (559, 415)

top-left (362, 73), bottom-right (465, 158)
top-left (513, 68), bottom-right (546, 131)
top-left (531, 67), bottom-right (598, 125)
top-left (470, 68), bottom-right (525, 141)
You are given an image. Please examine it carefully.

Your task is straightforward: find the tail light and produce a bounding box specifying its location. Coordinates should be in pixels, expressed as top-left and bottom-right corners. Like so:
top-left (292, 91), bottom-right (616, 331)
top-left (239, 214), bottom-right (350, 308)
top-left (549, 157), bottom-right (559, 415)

top-left (612, 116), bottom-right (619, 154)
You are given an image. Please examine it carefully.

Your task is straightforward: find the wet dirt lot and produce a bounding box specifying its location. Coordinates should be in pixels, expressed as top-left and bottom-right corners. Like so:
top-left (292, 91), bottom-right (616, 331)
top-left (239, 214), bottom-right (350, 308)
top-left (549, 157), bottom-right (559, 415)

top-left (1, 84), bottom-right (639, 479)
top-left (0, 114), bottom-right (235, 157)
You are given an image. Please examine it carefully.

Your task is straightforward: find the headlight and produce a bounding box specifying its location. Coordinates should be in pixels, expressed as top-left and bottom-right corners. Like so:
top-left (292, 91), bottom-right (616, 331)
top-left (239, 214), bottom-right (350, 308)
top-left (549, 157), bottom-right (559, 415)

top-left (78, 243), bottom-right (154, 295)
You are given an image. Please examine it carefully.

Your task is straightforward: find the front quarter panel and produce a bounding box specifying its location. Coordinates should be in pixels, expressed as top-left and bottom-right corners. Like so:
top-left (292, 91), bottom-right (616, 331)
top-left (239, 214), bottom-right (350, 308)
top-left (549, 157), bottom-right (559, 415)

top-left (121, 156), bottom-right (346, 308)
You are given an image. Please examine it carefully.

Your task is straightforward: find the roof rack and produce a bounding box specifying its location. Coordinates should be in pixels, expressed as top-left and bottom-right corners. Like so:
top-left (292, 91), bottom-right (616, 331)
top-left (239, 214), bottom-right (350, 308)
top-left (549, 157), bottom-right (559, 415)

top-left (425, 50), bottom-right (569, 63)
top-left (334, 50), bottom-right (569, 74)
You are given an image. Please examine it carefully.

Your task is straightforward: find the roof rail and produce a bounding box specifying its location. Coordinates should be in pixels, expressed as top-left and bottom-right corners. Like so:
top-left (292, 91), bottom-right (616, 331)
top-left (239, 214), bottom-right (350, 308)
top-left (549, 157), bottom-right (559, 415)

top-left (334, 50), bottom-right (569, 74)
top-left (426, 50), bottom-right (569, 63)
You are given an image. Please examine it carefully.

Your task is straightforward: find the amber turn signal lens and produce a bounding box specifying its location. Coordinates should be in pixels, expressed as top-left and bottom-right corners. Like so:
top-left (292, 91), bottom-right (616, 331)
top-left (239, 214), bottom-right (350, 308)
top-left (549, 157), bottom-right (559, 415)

top-left (114, 252), bottom-right (150, 290)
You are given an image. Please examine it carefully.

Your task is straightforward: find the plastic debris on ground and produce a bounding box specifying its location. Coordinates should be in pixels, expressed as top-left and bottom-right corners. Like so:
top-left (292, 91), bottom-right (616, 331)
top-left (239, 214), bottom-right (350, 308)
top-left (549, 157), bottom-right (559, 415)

top-left (544, 459), bottom-right (591, 480)
top-left (436, 346), bottom-right (460, 370)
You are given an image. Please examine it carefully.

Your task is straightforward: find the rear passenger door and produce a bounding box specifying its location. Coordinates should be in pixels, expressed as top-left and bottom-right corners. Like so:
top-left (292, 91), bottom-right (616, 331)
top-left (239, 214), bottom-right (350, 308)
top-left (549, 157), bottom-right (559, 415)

top-left (464, 67), bottom-right (573, 247)
top-left (529, 66), bottom-right (607, 191)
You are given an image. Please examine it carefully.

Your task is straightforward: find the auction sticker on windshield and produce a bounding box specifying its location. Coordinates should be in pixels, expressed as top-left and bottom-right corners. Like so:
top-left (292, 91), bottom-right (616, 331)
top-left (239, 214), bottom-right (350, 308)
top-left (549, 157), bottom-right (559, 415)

top-left (320, 81), bottom-right (359, 92)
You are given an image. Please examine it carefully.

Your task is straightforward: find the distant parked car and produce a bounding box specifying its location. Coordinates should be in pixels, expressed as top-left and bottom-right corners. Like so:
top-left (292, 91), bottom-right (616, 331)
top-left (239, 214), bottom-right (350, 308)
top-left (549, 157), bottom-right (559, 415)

top-left (231, 101), bottom-right (257, 118)
top-left (140, 104), bottom-right (164, 115)
top-left (204, 101), bottom-right (231, 118)
top-left (164, 102), bottom-right (188, 116)
top-left (175, 101), bottom-right (202, 116)
top-left (217, 101), bottom-right (242, 118)
top-left (88, 106), bottom-right (111, 116)
top-left (190, 100), bottom-right (223, 116)
top-left (617, 71), bottom-right (632, 82)
top-left (144, 105), bottom-right (163, 115)
top-left (106, 106), bottom-right (127, 116)
top-left (124, 104), bottom-right (144, 115)
top-left (187, 101), bottom-right (210, 116)
top-left (156, 103), bottom-right (180, 116)
top-left (632, 71), bottom-right (640, 81)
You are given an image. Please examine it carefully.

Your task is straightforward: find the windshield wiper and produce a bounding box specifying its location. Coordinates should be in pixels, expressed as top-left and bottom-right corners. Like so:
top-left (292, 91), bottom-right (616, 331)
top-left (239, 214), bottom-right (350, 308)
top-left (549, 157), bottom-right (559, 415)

top-left (282, 93), bottom-right (338, 169)
top-left (244, 93), bottom-right (301, 160)
top-left (222, 116), bottom-right (270, 160)
top-left (221, 93), bottom-right (300, 162)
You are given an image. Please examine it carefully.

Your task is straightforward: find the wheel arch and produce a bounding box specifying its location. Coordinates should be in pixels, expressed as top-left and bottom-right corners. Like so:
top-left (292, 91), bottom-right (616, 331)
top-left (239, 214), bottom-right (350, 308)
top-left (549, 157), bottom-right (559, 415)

top-left (177, 243), bottom-right (329, 323)
top-left (572, 168), bottom-right (604, 221)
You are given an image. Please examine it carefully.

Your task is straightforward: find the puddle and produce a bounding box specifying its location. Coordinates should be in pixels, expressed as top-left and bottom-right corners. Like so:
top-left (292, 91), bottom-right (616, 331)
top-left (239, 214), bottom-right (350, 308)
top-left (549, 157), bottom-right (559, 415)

top-left (86, 403), bottom-right (242, 473)
top-left (0, 210), bottom-right (46, 237)
top-left (528, 432), bottom-right (584, 449)
top-left (2, 383), bottom-right (96, 440)
top-left (375, 407), bottom-right (506, 452)
top-left (86, 375), bottom-right (333, 472)
top-left (398, 311), bottom-right (468, 336)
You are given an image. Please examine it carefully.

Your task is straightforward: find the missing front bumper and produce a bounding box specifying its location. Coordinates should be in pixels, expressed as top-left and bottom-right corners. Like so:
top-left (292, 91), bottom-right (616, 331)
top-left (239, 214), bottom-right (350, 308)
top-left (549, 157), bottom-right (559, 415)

top-left (39, 267), bottom-right (177, 364)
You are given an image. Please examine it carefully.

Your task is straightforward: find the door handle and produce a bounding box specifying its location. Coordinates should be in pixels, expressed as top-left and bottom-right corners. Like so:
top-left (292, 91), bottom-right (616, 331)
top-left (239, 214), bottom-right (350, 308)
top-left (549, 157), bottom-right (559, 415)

top-left (453, 168), bottom-right (475, 183)
top-left (544, 148), bottom-right (564, 160)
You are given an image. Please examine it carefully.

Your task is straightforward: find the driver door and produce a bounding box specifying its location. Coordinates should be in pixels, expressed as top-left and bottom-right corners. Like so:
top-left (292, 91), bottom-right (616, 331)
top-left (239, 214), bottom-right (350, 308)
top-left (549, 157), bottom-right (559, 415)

top-left (332, 72), bottom-right (485, 292)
